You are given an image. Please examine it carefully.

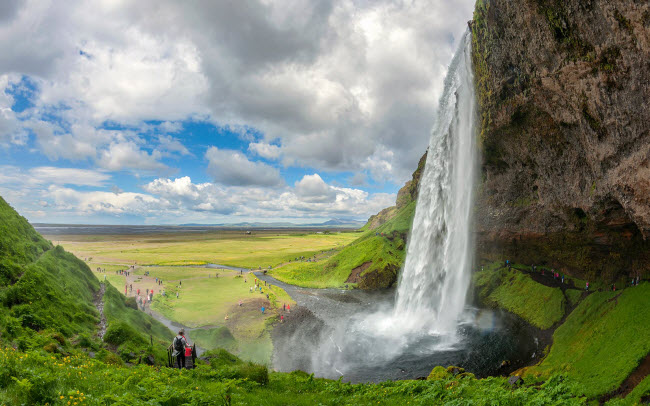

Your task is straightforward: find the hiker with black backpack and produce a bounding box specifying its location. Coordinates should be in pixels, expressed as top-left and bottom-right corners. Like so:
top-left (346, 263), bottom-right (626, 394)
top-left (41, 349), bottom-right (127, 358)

top-left (173, 330), bottom-right (188, 369)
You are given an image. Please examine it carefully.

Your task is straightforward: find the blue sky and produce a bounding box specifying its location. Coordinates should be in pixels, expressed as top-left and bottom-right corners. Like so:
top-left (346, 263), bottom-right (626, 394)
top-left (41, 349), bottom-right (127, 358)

top-left (0, 0), bottom-right (474, 225)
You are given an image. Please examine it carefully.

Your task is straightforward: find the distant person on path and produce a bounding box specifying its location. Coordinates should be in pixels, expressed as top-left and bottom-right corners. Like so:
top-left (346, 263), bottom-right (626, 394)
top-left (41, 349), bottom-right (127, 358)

top-left (261, 306), bottom-right (265, 314)
top-left (283, 303), bottom-right (286, 311)
top-left (238, 300), bottom-right (242, 307)
top-left (173, 330), bottom-right (188, 369)
top-left (287, 304), bottom-right (291, 313)
top-left (281, 315), bottom-right (284, 323)
top-left (586, 282), bottom-right (589, 291)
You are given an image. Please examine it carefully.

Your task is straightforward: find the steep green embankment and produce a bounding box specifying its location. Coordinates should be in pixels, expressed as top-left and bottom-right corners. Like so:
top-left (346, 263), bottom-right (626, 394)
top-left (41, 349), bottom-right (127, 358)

top-left (474, 264), bottom-right (566, 329)
top-left (0, 196), bottom-right (172, 364)
top-left (270, 153), bottom-right (426, 289)
top-left (522, 283), bottom-right (650, 399)
top-left (474, 259), bottom-right (650, 401)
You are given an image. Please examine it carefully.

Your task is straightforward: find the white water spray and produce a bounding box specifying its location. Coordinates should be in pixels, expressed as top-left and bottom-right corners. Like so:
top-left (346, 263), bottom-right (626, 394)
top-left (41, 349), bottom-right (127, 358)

top-left (393, 31), bottom-right (477, 336)
top-left (288, 32), bottom-right (480, 379)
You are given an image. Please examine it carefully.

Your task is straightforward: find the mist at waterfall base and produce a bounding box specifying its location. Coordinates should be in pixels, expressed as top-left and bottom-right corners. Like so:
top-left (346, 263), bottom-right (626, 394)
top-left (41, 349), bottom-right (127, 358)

top-left (271, 33), bottom-right (538, 382)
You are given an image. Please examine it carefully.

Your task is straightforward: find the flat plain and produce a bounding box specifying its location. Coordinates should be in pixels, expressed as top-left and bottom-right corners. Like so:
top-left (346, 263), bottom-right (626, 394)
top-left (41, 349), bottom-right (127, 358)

top-left (44, 229), bottom-right (351, 363)
top-left (46, 229), bottom-right (359, 268)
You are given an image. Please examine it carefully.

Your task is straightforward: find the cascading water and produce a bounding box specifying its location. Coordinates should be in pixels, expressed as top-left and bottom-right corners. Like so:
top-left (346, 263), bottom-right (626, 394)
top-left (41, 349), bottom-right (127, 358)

top-left (273, 32), bottom-right (519, 382)
top-left (392, 30), bottom-right (477, 336)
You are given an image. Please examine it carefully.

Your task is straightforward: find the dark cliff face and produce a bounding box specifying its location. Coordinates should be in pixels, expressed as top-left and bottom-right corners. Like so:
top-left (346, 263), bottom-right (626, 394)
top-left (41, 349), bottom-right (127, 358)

top-left (471, 0), bottom-right (650, 281)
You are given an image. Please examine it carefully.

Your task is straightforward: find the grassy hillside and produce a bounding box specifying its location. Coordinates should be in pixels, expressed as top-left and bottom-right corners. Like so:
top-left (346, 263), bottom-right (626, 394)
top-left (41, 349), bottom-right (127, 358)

top-left (0, 196), bottom-right (52, 284)
top-left (0, 196), bottom-right (174, 365)
top-left (102, 284), bottom-right (174, 364)
top-left (473, 264), bottom-right (566, 329)
top-left (270, 199), bottom-right (416, 289)
top-left (269, 152), bottom-right (426, 289)
top-left (522, 283), bottom-right (650, 398)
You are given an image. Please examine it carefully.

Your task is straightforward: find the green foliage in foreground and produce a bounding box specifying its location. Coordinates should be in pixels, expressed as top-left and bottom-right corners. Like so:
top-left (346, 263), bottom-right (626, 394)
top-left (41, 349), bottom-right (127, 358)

top-left (270, 202), bottom-right (415, 289)
top-left (523, 283), bottom-right (650, 398)
top-left (0, 346), bottom-right (590, 405)
top-left (474, 265), bottom-right (565, 329)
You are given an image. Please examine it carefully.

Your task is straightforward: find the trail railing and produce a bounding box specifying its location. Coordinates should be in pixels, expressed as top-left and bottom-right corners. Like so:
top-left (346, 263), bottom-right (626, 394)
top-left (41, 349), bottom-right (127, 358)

top-left (167, 343), bottom-right (197, 369)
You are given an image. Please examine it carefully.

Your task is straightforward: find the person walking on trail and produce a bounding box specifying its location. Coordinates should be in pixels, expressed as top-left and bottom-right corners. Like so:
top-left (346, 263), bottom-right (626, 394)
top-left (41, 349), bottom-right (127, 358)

top-left (173, 330), bottom-right (188, 369)
top-left (261, 306), bottom-right (265, 314)
top-left (586, 281), bottom-right (589, 291)
top-left (283, 303), bottom-right (286, 311)
top-left (287, 304), bottom-right (291, 313)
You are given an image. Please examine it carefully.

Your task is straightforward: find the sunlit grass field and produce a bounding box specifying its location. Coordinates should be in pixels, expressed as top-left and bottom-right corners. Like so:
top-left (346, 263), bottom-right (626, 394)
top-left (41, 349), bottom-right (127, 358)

top-left (47, 229), bottom-right (354, 363)
top-left (46, 230), bottom-right (359, 267)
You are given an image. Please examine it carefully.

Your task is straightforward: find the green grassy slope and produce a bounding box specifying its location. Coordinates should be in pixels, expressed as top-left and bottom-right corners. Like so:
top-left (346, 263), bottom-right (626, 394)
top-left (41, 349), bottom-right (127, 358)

top-left (0, 196), bottom-right (174, 365)
top-left (473, 264), bottom-right (566, 329)
top-left (0, 196), bottom-right (51, 284)
top-left (270, 152), bottom-right (425, 290)
top-left (270, 201), bottom-right (415, 289)
top-left (522, 283), bottom-right (650, 398)
top-left (102, 284), bottom-right (174, 364)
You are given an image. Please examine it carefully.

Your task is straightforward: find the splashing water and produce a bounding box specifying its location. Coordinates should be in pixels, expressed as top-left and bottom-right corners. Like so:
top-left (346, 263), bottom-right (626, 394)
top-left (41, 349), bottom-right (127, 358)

top-left (278, 32), bottom-right (481, 380)
top-left (392, 30), bottom-right (477, 337)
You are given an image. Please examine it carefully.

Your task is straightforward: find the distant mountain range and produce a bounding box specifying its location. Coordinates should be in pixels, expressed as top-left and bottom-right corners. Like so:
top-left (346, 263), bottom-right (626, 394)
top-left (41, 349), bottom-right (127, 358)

top-left (179, 218), bottom-right (365, 228)
top-left (32, 218), bottom-right (366, 233)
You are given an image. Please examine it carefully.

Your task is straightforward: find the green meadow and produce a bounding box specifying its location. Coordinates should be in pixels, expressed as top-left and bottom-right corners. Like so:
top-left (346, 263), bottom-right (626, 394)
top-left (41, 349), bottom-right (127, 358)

top-left (47, 230), bottom-right (359, 267)
top-left (45, 229), bottom-right (355, 362)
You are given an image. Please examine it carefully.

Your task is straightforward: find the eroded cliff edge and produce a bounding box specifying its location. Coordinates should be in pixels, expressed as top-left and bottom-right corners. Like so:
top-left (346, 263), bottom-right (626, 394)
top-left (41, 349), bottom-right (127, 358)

top-left (471, 0), bottom-right (650, 281)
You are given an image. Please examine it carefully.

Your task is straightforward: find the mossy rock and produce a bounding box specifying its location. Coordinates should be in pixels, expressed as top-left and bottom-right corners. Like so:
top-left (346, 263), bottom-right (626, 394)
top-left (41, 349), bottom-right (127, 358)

top-left (427, 366), bottom-right (450, 380)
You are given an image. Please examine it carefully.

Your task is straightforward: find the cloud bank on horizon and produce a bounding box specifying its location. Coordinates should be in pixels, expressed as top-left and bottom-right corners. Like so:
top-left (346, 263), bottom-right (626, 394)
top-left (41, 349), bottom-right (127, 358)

top-left (0, 0), bottom-right (474, 224)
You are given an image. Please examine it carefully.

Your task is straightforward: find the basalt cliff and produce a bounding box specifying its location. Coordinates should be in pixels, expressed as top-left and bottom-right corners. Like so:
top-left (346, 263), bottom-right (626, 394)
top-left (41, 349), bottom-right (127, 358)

top-left (363, 0), bottom-right (649, 286)
top-left (471, 0), bottom-right (650, 282)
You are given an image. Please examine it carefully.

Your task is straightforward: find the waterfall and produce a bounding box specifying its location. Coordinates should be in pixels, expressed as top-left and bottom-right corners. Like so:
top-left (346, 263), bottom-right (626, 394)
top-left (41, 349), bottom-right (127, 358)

top-left (393, 31), bottom-right (477, 336)
top-left (297, 32), bottom-right (479, 380)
